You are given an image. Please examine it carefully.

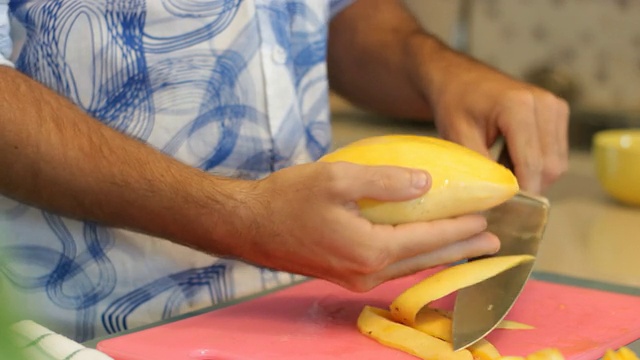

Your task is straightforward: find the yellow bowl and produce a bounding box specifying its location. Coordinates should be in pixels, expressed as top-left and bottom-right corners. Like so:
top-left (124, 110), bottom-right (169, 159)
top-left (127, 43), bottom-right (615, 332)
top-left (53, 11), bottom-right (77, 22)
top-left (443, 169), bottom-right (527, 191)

top-left (593, 129), bottom-right (640, 206)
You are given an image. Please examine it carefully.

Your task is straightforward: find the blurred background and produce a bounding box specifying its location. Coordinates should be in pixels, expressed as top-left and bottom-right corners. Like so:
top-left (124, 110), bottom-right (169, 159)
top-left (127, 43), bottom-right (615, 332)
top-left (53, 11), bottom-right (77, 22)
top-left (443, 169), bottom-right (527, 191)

top-left (1, 228), bottom-right (24, 359)
top-left (330, 0), bottom-right (640, 149)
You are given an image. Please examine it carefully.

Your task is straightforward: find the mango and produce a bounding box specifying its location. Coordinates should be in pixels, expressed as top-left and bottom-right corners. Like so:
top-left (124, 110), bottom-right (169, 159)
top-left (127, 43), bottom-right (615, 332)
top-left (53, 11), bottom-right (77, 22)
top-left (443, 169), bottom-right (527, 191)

top-left (390, 255), bottom-right (535, 326)
top-left (357, 306), bottom-right (473, 360)
top-left (605, 347), bottom-right (640, 360)
top-left (618, 347), bottom-right (640, 360)
top-left (411, 308), bottom-right (534, 344)
top-left (525, 348), bottom-right (565, 360)
top-left (469, 339), bottom-right (502, 360)
top-left (357, 255), bottom-right (534, 360)
top-left (319, 135), bottom-right (519, 224)
top-left (604, 349), bottom-right (622, 360)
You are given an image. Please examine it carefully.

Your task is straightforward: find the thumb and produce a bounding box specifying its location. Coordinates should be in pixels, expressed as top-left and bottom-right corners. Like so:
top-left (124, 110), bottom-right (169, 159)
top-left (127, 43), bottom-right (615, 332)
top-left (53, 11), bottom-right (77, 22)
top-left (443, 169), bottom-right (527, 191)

top-left (346, 165), bottom-right (431, 202)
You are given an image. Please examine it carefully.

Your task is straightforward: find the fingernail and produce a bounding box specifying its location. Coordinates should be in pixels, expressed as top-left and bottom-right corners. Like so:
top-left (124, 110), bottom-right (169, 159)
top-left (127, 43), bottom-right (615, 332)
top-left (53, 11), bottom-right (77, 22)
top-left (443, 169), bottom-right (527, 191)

top-left (485, 232), bottom-right (501, 254)
top-left (412, 171), bottom-right (429, 189)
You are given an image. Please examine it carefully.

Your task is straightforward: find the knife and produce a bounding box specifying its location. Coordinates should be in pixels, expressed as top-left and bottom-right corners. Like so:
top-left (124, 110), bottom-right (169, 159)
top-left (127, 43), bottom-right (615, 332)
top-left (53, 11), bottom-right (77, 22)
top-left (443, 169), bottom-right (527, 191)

top-left (451, 191), bottom-right (550, 351)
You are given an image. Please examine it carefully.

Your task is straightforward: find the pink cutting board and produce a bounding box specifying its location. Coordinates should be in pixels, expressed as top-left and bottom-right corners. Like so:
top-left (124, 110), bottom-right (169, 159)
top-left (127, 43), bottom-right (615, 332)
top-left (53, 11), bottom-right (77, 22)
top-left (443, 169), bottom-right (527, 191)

top-left (97, 269), bottom-right (640, 360)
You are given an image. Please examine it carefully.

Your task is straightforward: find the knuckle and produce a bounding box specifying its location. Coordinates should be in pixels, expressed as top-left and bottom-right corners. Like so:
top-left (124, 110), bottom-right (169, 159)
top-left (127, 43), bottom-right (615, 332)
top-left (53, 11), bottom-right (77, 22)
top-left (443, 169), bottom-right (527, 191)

top-left (370, 171), bottom-right (394, 193)
top-left (538, 91), bottom-right (570, 120)
top-left (502, 89), bottom-right (536, 111)
top-left (543, 159), bottom-right (569, 181)
top-left (324, 162), bottom-right (352, 197)
top-left (557, 97), bottom-right (571, 119)
top-left (522, 154), bottom-right (544, 172)
top-left (343, 277), bottom-right (379, 293)
top-left (352, 247), bottom-right (391, 277)
top-left (325, 161), bottom-right (347, 178)
top-left (556, 95), bottom-right (570, 111)
top-left (536, 90), bottom-right (571, 119)
top-left (536, 90), bottom-right (560, 106)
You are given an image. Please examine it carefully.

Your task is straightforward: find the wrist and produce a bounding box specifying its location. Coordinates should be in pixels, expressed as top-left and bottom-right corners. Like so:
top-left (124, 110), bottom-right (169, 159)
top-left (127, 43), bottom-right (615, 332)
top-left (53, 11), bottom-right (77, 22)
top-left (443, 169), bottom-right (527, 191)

top-left (404, 32), bottom-right (473, 106)
top-left (166, 172), bottom-right (262, 258)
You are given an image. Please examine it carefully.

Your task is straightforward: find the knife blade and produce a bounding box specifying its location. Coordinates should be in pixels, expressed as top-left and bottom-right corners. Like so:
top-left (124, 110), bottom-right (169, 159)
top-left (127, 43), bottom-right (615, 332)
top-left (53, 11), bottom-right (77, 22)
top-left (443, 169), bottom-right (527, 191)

top-left (451, 191), bottom-right (550, 351)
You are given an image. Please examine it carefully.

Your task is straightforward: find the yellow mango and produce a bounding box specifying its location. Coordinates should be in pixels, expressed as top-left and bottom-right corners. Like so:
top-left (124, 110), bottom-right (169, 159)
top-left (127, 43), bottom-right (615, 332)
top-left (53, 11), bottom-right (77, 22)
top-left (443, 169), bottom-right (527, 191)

top-left (498, 320), bottom-right (535, 330)
top-left (525, 348), bottom-right (565, 360)
top-left (412, 308), bottom-right (533, 344)
top-left (618, 347), bottom-right (640, 360)
top-left (355, 255), bottom-right (544, 360)
top-left (390, 255), bottom-right (535, 326)
top-left (604, 350), bottom-right (622, 360)
top-left (412, 308), bottom-right (452, 341)
top-left (357, 306), bottom-right (473, 360)
top-left (469, 339), bottom-right (502, 360)
top-left (319, 135), bottom-right (519, 224)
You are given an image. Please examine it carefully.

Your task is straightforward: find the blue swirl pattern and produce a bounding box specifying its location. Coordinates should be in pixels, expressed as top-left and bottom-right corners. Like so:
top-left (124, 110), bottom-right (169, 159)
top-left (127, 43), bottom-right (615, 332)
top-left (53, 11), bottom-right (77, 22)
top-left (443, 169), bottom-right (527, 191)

top-left (0, 0), bottom-right (353, 341)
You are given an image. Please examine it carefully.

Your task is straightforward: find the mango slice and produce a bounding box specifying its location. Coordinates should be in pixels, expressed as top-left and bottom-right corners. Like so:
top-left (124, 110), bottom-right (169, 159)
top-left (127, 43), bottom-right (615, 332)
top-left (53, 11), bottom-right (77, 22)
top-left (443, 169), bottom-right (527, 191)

top-left (358, 253), bottom-right (640, 360)
top-left (390, 255), bottom-right (535, 326)
top-left (525, 348), bottom-right (565, 360)
top-left (357, 306), bottom-right (473, 360)
top-left (604, 349), bottom-right (622, 360)
top-left (499, 320), bottom-right (535, 330)
top-left (412, 308), bottom-right (533, 344)
top-left (618, 347), bottom-right (640, 360)
top-left (413, 308), bottom-right (452, 341)
top-left (319, 135), bottom-right (519, 224)
top-left (469, 339), bottom-right (502, 360)
top-left (605, 347), bottom-right (640, 360)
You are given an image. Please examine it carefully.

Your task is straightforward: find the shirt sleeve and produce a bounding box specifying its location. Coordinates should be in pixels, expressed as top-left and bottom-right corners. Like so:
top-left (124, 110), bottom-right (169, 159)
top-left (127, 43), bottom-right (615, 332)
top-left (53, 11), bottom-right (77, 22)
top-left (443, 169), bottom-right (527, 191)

top-left (0, 0), bottom-right (14, 67)
top-left (329, 0), bottom-right (355, 19)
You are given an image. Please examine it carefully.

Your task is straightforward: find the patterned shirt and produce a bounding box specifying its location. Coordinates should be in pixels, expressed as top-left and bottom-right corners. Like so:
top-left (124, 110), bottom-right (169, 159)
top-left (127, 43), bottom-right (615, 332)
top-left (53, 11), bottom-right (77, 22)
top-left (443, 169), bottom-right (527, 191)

top-left (0, 0), bottom-right (353, 342)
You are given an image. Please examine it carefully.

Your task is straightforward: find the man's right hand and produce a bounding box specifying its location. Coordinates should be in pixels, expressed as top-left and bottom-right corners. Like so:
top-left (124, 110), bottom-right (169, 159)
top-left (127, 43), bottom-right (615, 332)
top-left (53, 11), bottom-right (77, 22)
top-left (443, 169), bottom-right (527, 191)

top-left (231, 162), bottom-right (500, 292)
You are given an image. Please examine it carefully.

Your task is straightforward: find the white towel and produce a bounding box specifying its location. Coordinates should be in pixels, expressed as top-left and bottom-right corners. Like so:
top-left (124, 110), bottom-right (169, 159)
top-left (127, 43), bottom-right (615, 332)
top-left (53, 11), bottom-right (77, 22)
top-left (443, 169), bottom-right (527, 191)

top-left (10, 320), bottom-right (114, 360)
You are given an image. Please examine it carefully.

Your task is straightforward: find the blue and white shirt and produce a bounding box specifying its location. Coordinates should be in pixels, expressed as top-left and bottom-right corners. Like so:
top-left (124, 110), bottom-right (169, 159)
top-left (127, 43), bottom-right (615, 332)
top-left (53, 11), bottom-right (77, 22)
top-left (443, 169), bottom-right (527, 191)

top-left (0, 0), bottom-right (353, 342)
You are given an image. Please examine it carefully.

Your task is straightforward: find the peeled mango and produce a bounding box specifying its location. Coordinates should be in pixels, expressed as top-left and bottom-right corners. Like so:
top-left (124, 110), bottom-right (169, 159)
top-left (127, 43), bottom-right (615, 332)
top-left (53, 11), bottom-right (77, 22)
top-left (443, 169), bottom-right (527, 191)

top-left (319, 135), bottom-right (519, 224)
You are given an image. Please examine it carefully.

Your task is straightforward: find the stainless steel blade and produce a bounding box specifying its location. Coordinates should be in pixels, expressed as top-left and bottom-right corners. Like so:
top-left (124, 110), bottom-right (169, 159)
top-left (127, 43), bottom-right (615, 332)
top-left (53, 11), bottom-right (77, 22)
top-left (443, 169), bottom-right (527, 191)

top-left (452, 192), bottom-right (550, 351)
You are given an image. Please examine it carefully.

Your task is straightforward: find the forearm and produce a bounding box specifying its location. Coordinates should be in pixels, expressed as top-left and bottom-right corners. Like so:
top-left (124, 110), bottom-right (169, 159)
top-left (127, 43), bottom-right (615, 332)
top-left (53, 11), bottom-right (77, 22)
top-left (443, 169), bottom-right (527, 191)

top-left (327, 0), bottom-right (468, 120)
top-left (0, 66), bottom-right (251, 254)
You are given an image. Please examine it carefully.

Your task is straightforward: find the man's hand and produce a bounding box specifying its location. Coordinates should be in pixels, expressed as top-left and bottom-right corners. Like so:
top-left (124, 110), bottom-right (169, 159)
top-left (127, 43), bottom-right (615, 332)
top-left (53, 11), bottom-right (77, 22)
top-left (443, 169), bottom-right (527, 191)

top-left (328, 0), bottom-right (569, 194)
top-left (415, 45), bottom-right (570, 194)
top-left (234, 162), bottom-right (499, 292)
